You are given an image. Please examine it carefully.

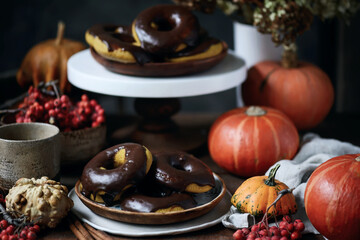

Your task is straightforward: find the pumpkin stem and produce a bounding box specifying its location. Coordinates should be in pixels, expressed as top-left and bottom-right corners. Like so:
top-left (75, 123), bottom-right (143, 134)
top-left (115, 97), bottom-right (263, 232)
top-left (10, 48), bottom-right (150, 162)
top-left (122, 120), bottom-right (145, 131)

top-left (55, 21), bottom-right (65, 46)
top-left (265, 164), bottom-right (280, 186)
top-left (281, 43), bottom-right (298, 68)
top-left (245, 106), bottom-right (267, 116)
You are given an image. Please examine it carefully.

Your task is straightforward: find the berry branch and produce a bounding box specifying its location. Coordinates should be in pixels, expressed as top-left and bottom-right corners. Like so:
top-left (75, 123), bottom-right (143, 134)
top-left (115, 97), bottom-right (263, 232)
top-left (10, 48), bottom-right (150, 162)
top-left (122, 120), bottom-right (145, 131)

top-left (37, 80), bottom-right (60, 97)
top-left (0, 82), bottom-right (105, 132)
top-left (233, 188), bottom-right (304, 240)
top-left (259, 188), bottom-right (295, 228)
top-left (0, 80), bottom-right (59, 111)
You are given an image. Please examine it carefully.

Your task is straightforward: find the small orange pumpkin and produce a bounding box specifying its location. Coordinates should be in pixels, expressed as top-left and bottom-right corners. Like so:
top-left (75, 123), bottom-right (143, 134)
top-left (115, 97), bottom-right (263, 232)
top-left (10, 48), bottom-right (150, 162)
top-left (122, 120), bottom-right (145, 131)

top-left (231, 164), bottom-right (297, 217)
top-left (242, 45), bottom-right (334, 130)
top-left (17, 22), bottom-right (85, 93)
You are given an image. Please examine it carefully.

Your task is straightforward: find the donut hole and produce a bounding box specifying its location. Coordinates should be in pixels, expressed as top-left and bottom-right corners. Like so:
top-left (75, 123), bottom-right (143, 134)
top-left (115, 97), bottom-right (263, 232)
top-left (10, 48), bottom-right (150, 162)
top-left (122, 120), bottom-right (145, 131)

top-left (172, 163), bottom-right (193, 172)
top-left (112, 33), bottom-right (134, 43)
top-left (151, 16), bottom-right (176, 31)
top-left (99, 162), bottom-right (114, 170)
top-left (99, 147), bottom-right (152, 173)
top-left (169, 158), bottom-right (192, 172)
top-left (113, 148), bottom-right (127, 168)
top-left (97, 155), bottom-right (124, 170)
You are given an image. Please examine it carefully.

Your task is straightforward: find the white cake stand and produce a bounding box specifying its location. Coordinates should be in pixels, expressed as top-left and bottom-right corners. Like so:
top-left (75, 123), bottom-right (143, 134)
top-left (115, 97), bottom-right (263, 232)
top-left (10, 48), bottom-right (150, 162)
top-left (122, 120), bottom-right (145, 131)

top-left (67, 49), bottom-right (246, 151)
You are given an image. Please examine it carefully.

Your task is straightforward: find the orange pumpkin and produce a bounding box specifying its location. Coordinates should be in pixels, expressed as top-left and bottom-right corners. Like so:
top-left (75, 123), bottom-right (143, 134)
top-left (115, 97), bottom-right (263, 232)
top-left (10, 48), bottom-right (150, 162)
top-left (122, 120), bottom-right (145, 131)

top-left (208, 106), bottom-right (299, 177)
top-left (304, 154), bottom-right (360, 240)
top-left (17, 22), bottom-right (85, 93)
top-left (231, 164), bottom-right (297, 217)
top-left (242, 49), bottom-right (334, 130)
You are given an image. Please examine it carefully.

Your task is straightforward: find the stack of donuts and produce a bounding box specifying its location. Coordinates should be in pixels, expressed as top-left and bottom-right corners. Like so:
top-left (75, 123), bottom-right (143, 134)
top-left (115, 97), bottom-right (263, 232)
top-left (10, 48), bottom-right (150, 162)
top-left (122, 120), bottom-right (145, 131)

top-left (79, 143), bottom-right (215, 213)
top-left (85, 4), bottom-right (226, 66)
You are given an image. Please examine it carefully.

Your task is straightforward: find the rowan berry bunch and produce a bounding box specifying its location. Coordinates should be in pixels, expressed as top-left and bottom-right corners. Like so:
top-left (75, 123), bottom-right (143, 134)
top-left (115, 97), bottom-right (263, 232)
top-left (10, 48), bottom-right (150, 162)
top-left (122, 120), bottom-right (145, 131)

top-left (0, 219), bottom-right (40, 240)
top-left (233, 215), bottom-right (305, 240)
top-left (14, 86), bottom-right (105, 131)
top-left (15, 87), bottom-right (48, 124)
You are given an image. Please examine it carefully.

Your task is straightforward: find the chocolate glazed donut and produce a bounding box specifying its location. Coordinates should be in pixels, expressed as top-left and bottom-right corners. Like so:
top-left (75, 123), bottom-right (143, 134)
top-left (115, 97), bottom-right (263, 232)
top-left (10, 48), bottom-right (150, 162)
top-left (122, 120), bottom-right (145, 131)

top-left (117, 161), bottom-right (196, 213)
top-left (153, 152), bottom-right (215, 193)
top-left (133, 4), bottom-right (200, 54)
top-left (80, 143), bottom-right (152, 206)
top-left (86, 24), bottom-right (155, 64)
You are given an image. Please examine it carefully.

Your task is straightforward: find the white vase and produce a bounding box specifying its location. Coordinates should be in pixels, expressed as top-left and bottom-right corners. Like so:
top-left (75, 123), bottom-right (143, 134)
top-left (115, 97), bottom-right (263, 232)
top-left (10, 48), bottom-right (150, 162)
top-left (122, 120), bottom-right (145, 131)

top-left (233, 22), bottom-right (282, 106)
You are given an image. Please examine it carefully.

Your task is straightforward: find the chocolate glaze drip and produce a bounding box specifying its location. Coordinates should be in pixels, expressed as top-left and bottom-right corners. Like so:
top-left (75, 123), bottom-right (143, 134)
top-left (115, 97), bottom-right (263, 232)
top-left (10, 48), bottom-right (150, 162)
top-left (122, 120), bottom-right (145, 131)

top-left (80, 143), bottom-right (149, 203)
top-left (120, 192), bottom-right (196, 213)
top-left (152, 152), bottom-right (215, 192)
top-left (134, 4), bottom-right (200, 54)
top-left (87, 24), bottom-right (154, 64)
top-left (169, 37), bottom-right (220, 59)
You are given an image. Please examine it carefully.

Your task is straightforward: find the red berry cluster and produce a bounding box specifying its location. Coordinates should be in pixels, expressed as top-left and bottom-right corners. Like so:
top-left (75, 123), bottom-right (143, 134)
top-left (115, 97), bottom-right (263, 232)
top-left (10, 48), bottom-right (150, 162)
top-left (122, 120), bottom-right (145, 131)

top-left (75, 94), bottom-right (105, 129)
top-left (16, 87), bottom-right (48, 123)
top-left (233, 216), bottom-right (305, 240)
top-left (0, 219), bottom-right (40, 240)
top-left (15, 87), bottom-right (105, 131)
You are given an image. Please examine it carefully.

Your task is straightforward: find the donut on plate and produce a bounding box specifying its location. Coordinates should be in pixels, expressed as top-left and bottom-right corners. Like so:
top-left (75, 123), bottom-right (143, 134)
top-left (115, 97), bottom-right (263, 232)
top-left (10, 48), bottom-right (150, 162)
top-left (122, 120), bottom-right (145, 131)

top-left (119, 181), bottom-right (197, 213)
top-left (117, 152), bottom-right (215, 213)
top-left (85, 4), bottom-right (227, 69)
top-left (152, 151), bottom-right (215, 193)
top-left (80, 143), bottom-right (153, 206)
top-left (119, 167), bottom-right (197, 213)
top-left (132, 4), bottom-right (200, 55)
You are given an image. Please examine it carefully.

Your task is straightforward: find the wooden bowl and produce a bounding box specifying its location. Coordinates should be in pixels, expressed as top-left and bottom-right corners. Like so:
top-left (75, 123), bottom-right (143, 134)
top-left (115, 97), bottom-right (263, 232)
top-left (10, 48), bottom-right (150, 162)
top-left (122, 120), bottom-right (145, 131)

top-left (90, 42), bottom-right (228, 77)
top-left (74, 173), bottom-right (226, 225)
top-left (60, 125), bottom-right (106, 165)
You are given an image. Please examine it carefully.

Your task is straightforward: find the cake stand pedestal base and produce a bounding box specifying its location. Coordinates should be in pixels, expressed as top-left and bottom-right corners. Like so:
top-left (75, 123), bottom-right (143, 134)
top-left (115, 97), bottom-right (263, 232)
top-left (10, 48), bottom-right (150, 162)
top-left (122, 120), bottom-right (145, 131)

top-left (130, 127), bottom-right (206, 153)
top-left (111, 98), bottom-right (207, 152)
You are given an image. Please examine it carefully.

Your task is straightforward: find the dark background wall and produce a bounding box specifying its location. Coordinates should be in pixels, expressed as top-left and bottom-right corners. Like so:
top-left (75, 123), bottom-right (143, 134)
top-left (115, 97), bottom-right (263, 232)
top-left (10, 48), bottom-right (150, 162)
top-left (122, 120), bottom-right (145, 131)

top-left (1, 0), bottom-right (359, 115)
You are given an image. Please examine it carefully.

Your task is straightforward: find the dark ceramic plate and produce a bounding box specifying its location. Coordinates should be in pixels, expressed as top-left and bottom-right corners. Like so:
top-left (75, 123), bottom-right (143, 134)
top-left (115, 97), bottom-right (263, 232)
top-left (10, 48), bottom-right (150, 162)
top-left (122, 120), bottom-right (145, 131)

top-left (90, 42), bottom-right (228, 77)
top-left (74, 173), bottom-right (226, 225)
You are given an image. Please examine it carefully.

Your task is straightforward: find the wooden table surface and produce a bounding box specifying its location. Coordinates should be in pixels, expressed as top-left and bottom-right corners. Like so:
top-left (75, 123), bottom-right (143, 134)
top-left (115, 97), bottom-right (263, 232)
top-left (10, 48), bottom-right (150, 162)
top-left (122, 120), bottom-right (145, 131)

top-left (39, 112), bottom-right (360, 240)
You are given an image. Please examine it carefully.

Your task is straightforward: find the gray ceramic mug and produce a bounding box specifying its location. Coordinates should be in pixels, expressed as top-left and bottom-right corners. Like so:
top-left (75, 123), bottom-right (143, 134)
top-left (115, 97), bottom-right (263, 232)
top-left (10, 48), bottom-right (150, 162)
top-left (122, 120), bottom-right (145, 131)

top-left (0, 122), bottom-right (60, 189)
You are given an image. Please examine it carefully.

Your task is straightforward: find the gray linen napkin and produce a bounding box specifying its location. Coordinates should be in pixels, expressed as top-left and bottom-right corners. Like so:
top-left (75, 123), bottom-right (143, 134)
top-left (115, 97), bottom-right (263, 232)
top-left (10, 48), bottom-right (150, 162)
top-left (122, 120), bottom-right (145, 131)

top-left (222, 133), bottom-right (360, 234)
